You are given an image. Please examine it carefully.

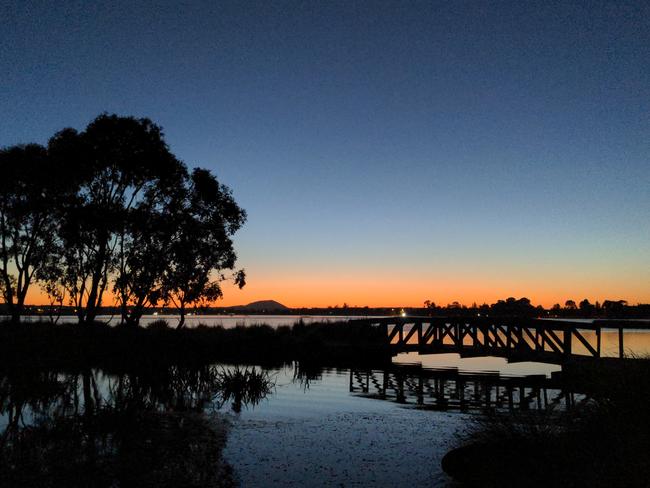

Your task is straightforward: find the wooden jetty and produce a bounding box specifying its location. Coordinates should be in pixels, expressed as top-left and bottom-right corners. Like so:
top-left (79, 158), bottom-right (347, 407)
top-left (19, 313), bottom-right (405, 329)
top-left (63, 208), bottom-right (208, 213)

top-left (352, 317), bottom-right (650, 362)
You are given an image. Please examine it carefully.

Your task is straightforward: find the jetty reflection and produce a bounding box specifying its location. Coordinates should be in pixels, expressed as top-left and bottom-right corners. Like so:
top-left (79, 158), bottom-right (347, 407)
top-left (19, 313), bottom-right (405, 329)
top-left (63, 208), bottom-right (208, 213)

top-left (349, 364), bottom-right (583, 412)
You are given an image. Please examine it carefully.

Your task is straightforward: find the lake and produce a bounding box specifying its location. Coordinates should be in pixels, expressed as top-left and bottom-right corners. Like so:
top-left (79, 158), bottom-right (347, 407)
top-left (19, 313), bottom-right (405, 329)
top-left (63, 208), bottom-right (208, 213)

top-left (16, 314), bottom-right (376, 328)
top-left (0, 346), bottom-right (626, 487)
top-left (3, 315), bottom-right (650, 486)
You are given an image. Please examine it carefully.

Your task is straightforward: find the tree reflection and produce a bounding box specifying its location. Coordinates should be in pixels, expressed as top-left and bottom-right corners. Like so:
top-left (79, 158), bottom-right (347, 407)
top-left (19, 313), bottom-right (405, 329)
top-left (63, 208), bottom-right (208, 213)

top-left (0, 365), bottom-right (275, 487)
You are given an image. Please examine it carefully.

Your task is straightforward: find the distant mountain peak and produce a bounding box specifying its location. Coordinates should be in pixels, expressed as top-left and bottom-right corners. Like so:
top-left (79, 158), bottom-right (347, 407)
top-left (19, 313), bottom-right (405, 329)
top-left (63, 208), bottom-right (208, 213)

top-left (240, 300), bottom-right (289, 311)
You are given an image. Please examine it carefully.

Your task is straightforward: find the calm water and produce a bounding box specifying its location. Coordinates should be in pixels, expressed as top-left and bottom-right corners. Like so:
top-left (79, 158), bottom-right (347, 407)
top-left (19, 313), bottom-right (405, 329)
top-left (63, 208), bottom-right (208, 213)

top-left (1, 346), bottom-right (643, 487)
top-left (17, 314), bottom-right (372, 328)
top-left (0, 359), bottom-right (543, 487)
top-left (3, 315), bottom-right (650, 485)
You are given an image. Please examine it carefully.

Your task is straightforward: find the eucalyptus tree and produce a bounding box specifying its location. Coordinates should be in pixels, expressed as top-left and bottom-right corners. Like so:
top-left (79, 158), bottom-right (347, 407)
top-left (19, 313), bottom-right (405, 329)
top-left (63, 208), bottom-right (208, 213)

top-left (0, 144), bottom-right (69, 323)
top-left (113, 170), bottom-right (187, 327)
top-left (162, 168), bottom-right (246, 328)
top-left (47, 114), bottom-right (185, 325)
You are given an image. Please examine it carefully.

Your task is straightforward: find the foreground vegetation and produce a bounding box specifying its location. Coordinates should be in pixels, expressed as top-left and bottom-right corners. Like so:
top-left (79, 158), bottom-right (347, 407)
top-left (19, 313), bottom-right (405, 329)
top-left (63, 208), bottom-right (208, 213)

top-left (442, 358), bottom-right (650, 487)
top-left (0, 319), bottom-right (390, 370)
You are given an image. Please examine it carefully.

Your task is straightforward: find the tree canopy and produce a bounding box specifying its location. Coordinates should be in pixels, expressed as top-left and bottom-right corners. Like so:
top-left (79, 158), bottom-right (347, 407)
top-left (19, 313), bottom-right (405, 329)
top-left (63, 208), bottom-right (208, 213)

top-left (0, 114), bottom-right (246, 326)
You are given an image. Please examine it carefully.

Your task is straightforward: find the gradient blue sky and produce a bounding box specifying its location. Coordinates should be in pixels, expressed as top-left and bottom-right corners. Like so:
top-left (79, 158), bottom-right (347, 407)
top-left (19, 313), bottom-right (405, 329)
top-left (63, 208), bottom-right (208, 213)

top-left (2, 1), bottom-right (649, 306)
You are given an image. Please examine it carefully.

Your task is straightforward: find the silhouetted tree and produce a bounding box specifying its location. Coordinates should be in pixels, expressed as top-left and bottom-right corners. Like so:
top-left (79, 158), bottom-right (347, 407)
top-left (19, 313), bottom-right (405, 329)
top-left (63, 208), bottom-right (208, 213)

top-left (490, 297), bottom-right (536, 317)
top-left (47, 114), bottom-right (185, 324)
top-left (579, 299), bottom-right (595, 317)
top-left (602, 299), bottom-right (628, 317)
top-left (1, 114), bottom-right (247, 325)
top-left (113, 167), bottom-right (187, 326)
top-left (565, 300), bottom-right (577, 310)
top-left (161, 168), bottom-right (246, 328)
top-left (0, 144), bottom-right (69, 323)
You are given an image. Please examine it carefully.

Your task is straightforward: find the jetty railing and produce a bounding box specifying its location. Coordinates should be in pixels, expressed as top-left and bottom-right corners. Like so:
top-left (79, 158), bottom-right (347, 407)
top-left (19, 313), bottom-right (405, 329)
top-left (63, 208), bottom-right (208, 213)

top-left (352, 317), bottom-right (650, 362)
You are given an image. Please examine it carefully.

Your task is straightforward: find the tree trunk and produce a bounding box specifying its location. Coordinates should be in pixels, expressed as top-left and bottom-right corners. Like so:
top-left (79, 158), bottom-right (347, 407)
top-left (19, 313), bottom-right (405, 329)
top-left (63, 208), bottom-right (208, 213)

top-left (119, 296), bottom-right (128, 326)
top-left (0, 216), bottom-right (16, 323)
top-left (127, 300), bottom-right (145, 328)
top-left (13, 277), bottom-right (30, 323)
top-left (84, 240), bottom-right (108, 325)
top-left (177, 303), bottom-right (186, 329)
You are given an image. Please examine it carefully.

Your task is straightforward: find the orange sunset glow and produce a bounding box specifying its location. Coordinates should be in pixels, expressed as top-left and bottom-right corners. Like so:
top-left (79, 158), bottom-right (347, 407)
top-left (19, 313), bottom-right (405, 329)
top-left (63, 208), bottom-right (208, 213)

top-left (25, 270), bottom-right (650, 309)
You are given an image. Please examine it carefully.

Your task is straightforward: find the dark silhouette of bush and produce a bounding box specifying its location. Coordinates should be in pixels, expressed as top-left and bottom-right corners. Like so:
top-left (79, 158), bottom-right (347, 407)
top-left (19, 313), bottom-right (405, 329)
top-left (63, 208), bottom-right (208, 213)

top-left (442, 358), bottom-right (650, 487)
top-left (146, 319), bottom-right (171, 331)
top-left (0, 319), bottom-right (390, 370)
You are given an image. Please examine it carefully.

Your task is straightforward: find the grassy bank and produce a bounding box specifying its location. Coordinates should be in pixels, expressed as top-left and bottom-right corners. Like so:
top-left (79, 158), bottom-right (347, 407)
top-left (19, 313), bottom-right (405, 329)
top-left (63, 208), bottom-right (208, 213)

top-left (0, 319), bottom-right (391, 370)
top-left (442, 357), bottom-right (650, 487)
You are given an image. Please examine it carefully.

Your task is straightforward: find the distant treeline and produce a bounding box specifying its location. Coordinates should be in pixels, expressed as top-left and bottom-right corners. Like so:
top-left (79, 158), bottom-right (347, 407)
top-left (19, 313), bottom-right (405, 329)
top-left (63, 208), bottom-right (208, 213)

top-left (8, 296), bottom-right (649, 320)
top-left (0, 114), bottom-right (245, 327)
top-left (230, 297), bottom-right (649, 319)
top-left (417, 297), bottom-right (650, 319)
top-left (227, 297), bottom-right (649, 319)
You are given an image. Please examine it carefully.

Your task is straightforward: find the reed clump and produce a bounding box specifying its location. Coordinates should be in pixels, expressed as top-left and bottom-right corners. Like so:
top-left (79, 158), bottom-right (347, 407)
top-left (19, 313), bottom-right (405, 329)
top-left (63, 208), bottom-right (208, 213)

top-left (216, 366), bottom-right (274, 412)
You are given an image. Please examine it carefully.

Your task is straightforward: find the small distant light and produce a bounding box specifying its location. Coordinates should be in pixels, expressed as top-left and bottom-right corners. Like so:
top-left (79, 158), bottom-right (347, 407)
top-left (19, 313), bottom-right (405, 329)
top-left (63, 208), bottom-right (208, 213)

top-left (153, 312), bottom-right (158, 316)
top-left (401, 311), bottom-right (406, 317)
top-left (477, 313), bottom-right (481, 317)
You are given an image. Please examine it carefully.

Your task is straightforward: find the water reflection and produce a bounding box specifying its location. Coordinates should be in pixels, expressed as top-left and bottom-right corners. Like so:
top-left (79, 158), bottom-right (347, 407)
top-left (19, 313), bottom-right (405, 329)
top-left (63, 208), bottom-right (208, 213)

top-left (394, 352), bottom-right (562, 377)
top-left (0, 357), bottom-right (623, 486)
top-left (349, 365), bottom-right (581, 412)
top-left (0, 366), bottom-right (274, 487)
top-left (14, 314), bottom-right (368, 328)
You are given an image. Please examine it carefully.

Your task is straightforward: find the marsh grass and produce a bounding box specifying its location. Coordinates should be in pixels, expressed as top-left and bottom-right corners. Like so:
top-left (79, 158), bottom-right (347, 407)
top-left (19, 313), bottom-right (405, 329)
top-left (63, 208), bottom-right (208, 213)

top-left (292, 361), bottom-right (323, 391)
top-left (216, 366), bottom-right (275, 412)
top-left (146, 318), bottom-right (172, 331)
top-left (0, 319), bottom-right (389, 370)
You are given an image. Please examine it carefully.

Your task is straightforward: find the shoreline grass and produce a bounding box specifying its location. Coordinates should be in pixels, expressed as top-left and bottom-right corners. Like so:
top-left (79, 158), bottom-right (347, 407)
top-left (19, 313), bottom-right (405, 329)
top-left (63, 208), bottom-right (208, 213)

top-left (0, 319), bottom-right (391, 371)
top-left (442, 357), bottom-right (650, 487)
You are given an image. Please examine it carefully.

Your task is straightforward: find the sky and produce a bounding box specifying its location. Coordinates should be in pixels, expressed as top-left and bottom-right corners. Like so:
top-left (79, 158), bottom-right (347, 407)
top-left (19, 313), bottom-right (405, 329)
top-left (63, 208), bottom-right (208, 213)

top-left (1, 1), bottom-right (649, 307)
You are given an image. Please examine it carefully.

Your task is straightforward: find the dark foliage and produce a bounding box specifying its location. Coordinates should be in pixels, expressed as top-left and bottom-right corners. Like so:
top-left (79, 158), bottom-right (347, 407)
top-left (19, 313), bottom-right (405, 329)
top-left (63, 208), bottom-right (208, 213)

top-left (442, 358), bottom-right (650, 487)
top-left (0, 144), bottom-right (72, 323)
top-left (1, 114), bottom-right (246, 326)
top-left (0, 320), bottom-right (391, 371)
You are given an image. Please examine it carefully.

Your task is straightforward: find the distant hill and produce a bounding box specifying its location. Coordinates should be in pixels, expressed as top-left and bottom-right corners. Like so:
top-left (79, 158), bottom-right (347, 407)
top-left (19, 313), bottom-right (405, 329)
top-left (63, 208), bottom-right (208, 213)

top-left (234, 300), bottom-right (289, 312)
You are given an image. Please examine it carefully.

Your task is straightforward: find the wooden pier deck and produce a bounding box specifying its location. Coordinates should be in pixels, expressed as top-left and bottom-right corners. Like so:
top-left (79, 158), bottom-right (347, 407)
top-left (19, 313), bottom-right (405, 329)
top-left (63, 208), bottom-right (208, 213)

top-left (352, 317), bottom-right (650, 362)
